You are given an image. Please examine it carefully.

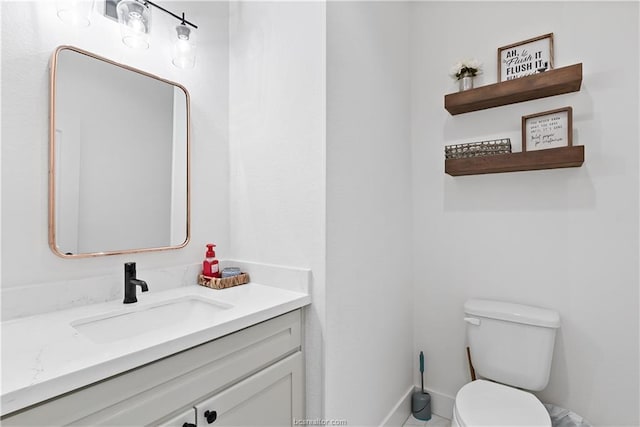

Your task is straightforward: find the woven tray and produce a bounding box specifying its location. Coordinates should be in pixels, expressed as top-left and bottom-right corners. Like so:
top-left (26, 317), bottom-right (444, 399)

top-left (445, 138), bottom-right (512, 159)
top-left (198, 273), bottom-right (250, 290)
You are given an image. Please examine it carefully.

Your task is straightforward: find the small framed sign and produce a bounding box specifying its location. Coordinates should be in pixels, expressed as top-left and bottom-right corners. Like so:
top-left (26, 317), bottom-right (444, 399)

top-left (498, 33), bottom-right (554, 82)
top-left (522, 107), bottom-right (573, 152)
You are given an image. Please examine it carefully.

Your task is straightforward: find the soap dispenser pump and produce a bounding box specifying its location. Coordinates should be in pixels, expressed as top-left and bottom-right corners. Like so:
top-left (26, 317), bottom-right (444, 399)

top-left (203, 244), bottom-right (220, 278)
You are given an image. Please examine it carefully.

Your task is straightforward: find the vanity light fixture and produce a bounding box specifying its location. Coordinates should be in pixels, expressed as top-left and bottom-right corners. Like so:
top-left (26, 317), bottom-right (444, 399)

top-left (109, 0), bottom-right (198, 67)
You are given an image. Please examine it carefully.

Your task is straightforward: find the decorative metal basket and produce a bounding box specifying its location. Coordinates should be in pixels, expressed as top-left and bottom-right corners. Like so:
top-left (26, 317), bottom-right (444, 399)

top-left (445, 138), bottom-right (512, 159)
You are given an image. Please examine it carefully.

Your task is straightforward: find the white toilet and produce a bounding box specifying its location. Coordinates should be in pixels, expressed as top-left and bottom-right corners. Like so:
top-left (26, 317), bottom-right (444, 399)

top-left (452, 299), bottom-right (560, 427)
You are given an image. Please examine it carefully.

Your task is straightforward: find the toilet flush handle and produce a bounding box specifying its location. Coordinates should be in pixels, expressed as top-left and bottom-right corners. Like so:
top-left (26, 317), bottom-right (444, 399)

top-left (464, 317), bottom-right (481, 326)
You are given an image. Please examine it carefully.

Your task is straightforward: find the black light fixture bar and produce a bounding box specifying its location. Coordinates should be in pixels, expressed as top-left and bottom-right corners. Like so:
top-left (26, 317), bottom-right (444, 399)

top-left (144, 0), bottom-right (198, 29)
top-left (105, 0), bottom-right (198, 29)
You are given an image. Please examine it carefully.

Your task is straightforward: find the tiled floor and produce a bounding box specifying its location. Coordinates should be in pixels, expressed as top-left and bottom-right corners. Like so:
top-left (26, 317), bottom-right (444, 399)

top-left (403, 413), bottom-right (451, 427)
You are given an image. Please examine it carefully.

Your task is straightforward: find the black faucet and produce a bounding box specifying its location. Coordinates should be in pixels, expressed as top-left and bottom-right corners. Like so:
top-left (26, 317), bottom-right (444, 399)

top-left (124, 262), bottom-right (148, 304)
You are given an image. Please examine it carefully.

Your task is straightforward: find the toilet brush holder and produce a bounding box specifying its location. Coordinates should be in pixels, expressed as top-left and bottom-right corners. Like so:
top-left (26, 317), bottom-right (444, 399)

top-left (411, 391), bottom-right (431, 421)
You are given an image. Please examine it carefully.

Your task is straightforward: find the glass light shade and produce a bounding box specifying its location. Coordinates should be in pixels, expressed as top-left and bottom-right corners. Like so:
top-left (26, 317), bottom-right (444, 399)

top-left (116, 0), bottom-right (152, 49)
top-left (56, 0), bottom-right (94, 27)
top-left (172, 24), bottom-right (196, 69)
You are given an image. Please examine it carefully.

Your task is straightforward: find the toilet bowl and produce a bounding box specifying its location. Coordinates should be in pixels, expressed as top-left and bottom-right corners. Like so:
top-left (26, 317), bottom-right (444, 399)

top-left (451, 380), bottom-right (551, 427)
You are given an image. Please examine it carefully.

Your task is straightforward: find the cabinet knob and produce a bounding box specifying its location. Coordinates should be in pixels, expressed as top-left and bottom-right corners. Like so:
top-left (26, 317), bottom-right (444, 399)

top-left (204, 410), bottom-right (218, 424)
top-left (182, 423), bottom-right (196, 427)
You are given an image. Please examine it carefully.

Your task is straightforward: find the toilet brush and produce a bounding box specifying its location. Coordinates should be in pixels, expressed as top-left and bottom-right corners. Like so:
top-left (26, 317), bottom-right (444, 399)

top-left (420, 351), bottom-right (424, 393)
top-left (411, 351), bottom-right (431, 421)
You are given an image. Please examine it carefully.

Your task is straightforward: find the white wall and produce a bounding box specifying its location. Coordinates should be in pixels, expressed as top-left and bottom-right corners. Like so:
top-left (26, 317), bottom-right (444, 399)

top-left (228, 1), bottom-right (326, 419)
top-left (326, 2), bottom-right (414, 424)
top-left (410, 2), bottom-right (639, 425)
top-left (1, 1), bottom-right (229, 289)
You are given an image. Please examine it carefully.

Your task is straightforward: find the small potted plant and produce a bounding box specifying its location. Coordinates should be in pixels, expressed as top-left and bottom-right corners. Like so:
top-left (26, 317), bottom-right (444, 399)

top-left (450, 59), bottom-right (482, 91)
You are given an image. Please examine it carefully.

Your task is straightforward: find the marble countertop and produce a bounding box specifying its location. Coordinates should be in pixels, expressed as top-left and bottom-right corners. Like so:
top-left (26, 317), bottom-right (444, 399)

top-left (1, 283), bottom-right (310, 416)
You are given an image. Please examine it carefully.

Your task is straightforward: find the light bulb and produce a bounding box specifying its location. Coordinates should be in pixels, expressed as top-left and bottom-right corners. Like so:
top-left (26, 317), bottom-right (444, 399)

top-left (172, 24), bottom-right (196, 69)
top-left (116, 0), bottom-right (151, 49)
top-left (56, 0), bottom-right (94, 27)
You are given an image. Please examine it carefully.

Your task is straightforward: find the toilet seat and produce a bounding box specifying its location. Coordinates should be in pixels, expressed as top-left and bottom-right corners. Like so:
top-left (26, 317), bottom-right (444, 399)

top-left (453, 380), bottom-right (551, 427)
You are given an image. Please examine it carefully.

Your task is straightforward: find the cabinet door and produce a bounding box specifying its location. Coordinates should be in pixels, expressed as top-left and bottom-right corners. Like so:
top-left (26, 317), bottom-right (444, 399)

top-left (195, 352), bottom-right (303, 427)
top-left (156, 407), bottom-right (196, 427)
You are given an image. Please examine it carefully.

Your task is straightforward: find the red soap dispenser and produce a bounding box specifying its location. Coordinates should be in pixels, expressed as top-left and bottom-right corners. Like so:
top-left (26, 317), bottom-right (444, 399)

top-left (203, 244), bottom-right (220, 278)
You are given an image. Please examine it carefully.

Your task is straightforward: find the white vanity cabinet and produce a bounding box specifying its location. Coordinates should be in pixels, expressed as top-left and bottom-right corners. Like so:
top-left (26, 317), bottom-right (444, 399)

top-left (157, 407), bottom-right (197, 427)
top-left (2, 310), bottom-right (303, 426)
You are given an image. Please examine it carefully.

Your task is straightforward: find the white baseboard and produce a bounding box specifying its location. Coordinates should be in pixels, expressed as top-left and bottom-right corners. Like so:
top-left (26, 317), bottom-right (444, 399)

top-left (416, 386), bottom-right (455, 420)
top-left (377, 385), bottom-right (456, 426)
top-left (379, 385), bottom-right (414, 427)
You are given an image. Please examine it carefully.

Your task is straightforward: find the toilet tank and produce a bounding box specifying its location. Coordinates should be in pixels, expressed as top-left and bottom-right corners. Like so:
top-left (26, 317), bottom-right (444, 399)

top-left (464, 299), bottom-right (560, 391)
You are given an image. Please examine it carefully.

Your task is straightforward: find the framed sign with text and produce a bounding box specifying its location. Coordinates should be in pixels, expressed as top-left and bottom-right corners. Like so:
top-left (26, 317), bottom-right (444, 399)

top-left (498, 33), bottom-right (554, 82)
top-left (522, 107), bottom-right (573, 152)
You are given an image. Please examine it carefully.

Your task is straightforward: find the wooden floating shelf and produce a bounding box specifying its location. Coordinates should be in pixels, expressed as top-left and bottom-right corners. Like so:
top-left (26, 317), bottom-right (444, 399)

top-left (444, 63), bottom-right (583, 115)
top-left (445, 146), bottom-right (584, 176)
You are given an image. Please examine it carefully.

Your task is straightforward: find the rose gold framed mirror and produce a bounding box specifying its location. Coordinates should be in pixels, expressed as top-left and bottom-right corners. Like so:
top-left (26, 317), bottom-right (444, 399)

top-left (49, 46), bottom-right (190, 258)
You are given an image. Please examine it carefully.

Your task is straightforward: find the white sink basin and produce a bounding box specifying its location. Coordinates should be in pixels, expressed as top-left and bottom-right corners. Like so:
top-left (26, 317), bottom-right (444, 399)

top-left (71, 296), bottom-right (233, 344)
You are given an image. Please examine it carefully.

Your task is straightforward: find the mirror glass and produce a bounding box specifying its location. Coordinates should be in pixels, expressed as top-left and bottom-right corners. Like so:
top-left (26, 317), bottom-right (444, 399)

top-left (50, 46), bottom-right (190, 257)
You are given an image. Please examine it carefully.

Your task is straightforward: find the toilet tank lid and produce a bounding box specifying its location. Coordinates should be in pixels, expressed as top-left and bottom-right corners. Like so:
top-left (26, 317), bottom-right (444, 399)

top-left (464, 299), bottom-right (560, 328)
